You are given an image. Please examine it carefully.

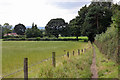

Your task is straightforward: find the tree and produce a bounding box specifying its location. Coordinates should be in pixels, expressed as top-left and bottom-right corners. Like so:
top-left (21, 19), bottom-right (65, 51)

top-left (69, 5), bottom-right (89, 40)
top-left (69, 17), bottom-right (81, 40)
top-left (82, 4), bottom-right (112, 42)
top-left (32, 22), bottom-right (37, 29)
top-left (3, 23), bottom-right (12, 34)
top-left (14, 23), bottom-right (26, 35)
top-left (112, 4), bottom-right (120, 14)
top-left (78, 5), bottom-right (88, 26)
top-left (2, 23), bottom-right (12, 36)
top-left (45, 18), bottom-right (67, 38)
top-left (26, 23), bottom-right (43, 38)
top-left (91, 0), bottom-right (113, 8)
top-left (59, 22), bottom-right (70, 37)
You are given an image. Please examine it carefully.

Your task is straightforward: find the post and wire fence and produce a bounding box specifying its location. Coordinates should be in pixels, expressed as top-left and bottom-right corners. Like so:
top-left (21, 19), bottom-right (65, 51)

top-left (2, 46), bottom-right (91, 79)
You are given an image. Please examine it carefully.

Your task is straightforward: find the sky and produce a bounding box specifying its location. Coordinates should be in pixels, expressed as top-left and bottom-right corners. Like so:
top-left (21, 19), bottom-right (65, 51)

top-left (0, 0), bottom-right (119, 27)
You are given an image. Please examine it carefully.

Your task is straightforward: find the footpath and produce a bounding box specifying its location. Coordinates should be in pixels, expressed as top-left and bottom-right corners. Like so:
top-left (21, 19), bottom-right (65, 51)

top-left (91, 45), bottom-right (98, 79)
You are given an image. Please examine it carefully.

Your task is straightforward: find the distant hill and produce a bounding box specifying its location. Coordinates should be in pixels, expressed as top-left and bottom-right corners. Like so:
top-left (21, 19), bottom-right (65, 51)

top-left (26, 26), bottom-right (45, 30)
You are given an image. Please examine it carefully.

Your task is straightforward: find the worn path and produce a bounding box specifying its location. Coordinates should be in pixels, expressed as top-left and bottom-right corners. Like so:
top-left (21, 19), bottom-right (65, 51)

top-left (91, 45), bottom-right (98, 79)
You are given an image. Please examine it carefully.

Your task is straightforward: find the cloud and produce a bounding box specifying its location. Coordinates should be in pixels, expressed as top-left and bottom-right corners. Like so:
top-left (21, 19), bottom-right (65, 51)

top-left (0, 2), bottom-right (12, 6)
top-left (118, 1), bottom-right (120, 5)
top-left (51, 2), bottom-right (90, 9)
top-left (0, 0), bottom-right (90, 27)
top-left (0, 0), bottom-right (118, 27)
top-left (46, 0), bottom-right (91, 2)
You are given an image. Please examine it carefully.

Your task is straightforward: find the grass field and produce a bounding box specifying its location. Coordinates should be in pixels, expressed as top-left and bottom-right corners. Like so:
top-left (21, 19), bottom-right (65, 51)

top-left (2, 41), bottom-right (88, 77)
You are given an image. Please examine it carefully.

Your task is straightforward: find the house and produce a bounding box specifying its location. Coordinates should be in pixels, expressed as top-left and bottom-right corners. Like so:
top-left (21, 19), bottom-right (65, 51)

top-left (4, 33), bottom-right (18, 37)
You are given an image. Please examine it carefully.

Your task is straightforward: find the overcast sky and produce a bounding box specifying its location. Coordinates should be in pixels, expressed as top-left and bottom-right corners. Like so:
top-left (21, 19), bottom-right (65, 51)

top-left (0, 0), bottom-right (119, 27)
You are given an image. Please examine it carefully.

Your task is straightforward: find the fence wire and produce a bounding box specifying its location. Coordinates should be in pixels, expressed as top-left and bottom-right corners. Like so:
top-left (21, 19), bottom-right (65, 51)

top-left (2, 53), bottom-right (67, 78)
top-left (2, 68), bottom-right (23, 78)
top-left (2, 46), bottom-right (90, 78)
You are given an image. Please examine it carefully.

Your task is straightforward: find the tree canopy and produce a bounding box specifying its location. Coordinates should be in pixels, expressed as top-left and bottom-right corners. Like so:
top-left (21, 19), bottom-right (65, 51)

top-left (82, 4), bottom-right (112, 42)
top-left (2, 23), bottom-right (13, 37)
top-left (45, 18), bottom-right (68, 38)
top-left (69, 1), bottom-right (112, 42)
top-left (26, 23), bottom-right (43, 38)
top-left (14, 23), bottom-right (26, 35)
top-left (69, 5), bottom-right (88, 40)
top-left (69, 17), bottom-right (81, 40)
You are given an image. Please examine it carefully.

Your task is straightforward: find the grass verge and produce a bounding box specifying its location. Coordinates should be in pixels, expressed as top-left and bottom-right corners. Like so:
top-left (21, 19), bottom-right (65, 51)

top-left (35, 44), bottom-right (93, 78)
top-left (94, 44), bottom-right (118, 78)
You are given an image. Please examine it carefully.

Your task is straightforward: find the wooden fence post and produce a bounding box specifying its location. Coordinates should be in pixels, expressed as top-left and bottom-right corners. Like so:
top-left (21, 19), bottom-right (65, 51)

top-left (64, 50), bottom-right (66, 52)
top-left (84, 48), bottom-right (86, 52)
top-left (52, 52), bottom-right (56, 67)
top-left (73, 51), bottom-right (74, 56)
top-left (24, 58), bottom-right (28, 80)
top-left (67, 52), bottom-right (69, 58)
top-left (78, 49), bottom-right (80, 55)
top-left (81, 49), bottom-right (83, 53)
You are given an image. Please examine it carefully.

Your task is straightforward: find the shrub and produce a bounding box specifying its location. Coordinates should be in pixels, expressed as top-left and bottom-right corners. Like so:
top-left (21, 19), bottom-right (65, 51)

top-left (95, 25), bottom-right (118, 62)
top-left (36, 37), bottom-right (41, 40)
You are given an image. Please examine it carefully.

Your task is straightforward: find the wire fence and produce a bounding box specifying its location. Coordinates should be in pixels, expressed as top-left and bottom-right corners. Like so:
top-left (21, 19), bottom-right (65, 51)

top-left (2, 45), bottom-right (91, 78)
top-left (2, 53), bottom-right (66, 78)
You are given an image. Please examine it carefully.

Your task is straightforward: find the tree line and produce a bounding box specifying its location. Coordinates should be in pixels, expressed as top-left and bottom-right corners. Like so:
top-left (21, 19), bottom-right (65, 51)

top-left (0, 0), bottom-right (120, 42)
top-left (45, 1), bottom-right (119, 42)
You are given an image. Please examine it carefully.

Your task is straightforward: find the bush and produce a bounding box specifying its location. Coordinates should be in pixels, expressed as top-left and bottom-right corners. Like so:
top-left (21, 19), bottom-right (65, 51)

top-left (26, 28), bottom-right (43, 38)
top-left (95, 26), bottom-right (118, 62)
top-left (36, 37), bottom-right (41, 40)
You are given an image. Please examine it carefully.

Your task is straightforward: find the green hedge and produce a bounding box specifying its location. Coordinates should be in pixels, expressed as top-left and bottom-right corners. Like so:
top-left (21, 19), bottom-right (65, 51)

top-left (3, 36), bottom-right (88, 41)
top-left (3, 38), bottom-right (88, 41)
top-left (95, 26), bottom-right (118, 62)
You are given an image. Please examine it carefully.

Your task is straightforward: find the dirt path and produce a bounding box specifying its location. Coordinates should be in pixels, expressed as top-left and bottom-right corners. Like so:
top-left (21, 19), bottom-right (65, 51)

top-left (91, 45), bottom-right (98, 79)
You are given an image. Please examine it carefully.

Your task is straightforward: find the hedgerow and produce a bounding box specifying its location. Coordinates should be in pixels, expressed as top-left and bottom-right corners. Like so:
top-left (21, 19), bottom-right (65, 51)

top-left (95, 23), bottom-right (118, 62)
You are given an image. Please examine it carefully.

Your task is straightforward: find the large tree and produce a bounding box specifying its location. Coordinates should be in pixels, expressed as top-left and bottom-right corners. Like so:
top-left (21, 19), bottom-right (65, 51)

top-left (82, 4), bottom-right (112, 42)
top-left (68, 1), bottom-right (112, 42)
top-left (69, 5), bottom-right (89, 39)
top-left (14, 23), bottom-right (26, 35)
top-left (69, 17), bottom-right (81, 40)
top-left (78, 5), bottom-right (88, 26)
top-left (45, 18), bottom-right (67, 38)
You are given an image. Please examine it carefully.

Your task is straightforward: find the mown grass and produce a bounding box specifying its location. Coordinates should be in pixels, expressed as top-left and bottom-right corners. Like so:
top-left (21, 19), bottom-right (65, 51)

top-left (2, 41), bottom-right (88, 78)
top-left (94, 44), bottom-right (118, 78)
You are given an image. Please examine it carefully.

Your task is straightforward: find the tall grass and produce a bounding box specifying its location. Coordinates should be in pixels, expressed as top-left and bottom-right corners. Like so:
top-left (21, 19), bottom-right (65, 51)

top-left (94, 45), bottom-right (118, 78)
top-left (95, 26), bottom-right (119, 78)
top-left (37, 47), bottom-right (93, 78)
